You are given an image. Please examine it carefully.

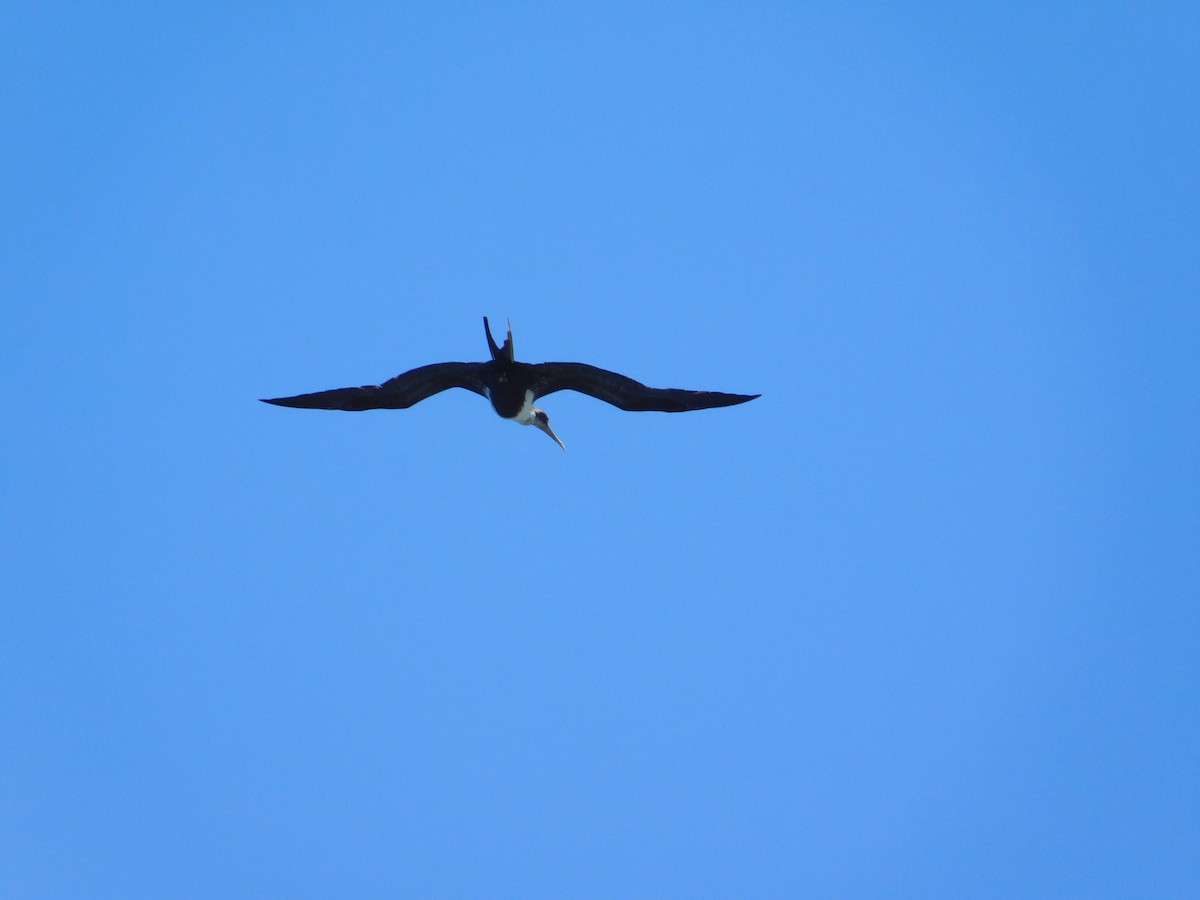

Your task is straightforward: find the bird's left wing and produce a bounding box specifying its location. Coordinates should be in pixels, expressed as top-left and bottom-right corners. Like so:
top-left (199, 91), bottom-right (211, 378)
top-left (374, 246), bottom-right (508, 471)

top-left (529, 362), bottom-right (759, 412)
top-left (261, 362), bottom-right (488, 411)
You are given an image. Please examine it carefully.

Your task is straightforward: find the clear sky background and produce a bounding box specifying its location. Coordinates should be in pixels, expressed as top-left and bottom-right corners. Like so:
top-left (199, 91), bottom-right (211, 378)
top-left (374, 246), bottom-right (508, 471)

top-left (3, 4), bottom-right (1197, 897)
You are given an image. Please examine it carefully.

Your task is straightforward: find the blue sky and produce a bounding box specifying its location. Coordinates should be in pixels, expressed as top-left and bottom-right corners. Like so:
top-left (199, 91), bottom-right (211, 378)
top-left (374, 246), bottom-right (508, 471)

top-left (3, 4), bottom-right (1197, 896)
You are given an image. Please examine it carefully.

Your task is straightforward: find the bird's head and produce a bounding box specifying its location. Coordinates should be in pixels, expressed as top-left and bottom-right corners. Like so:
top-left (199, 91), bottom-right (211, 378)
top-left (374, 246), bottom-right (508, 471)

top-left (530, 407), bottom-right (565, 450)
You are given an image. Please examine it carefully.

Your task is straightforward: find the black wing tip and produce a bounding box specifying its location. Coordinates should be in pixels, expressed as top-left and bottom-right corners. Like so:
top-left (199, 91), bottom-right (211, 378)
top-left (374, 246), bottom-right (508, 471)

top-left (642, 391), bottom-right (760, 412)
top-left (260, 394), bottom-right (329, 409)
top-left (704, 391), bottom-right (760, 408)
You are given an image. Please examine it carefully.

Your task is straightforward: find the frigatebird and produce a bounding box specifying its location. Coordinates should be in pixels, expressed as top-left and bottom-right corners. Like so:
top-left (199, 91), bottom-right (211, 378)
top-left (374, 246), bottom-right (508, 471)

top-left (261, 318), bottom-right (759, 449)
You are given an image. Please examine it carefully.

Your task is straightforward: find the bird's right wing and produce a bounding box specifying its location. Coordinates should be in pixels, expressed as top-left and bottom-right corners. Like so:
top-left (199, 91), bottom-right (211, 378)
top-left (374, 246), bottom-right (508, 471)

top-left (261, 362), bottom-right (488, 411)
top-left (529, 362), bottom-right (759, 412)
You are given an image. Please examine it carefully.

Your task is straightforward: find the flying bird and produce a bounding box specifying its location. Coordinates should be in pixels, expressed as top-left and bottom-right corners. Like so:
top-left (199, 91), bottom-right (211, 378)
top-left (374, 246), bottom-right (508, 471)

top-left (261, 318), bottom-right (759, 449)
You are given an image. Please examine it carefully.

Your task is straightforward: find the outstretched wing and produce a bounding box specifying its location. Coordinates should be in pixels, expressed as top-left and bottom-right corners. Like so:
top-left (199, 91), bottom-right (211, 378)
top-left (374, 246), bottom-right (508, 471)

top-left (261, 362), bottom-right (488, 411)
top-left (529, 362), bottom-right (759, 412)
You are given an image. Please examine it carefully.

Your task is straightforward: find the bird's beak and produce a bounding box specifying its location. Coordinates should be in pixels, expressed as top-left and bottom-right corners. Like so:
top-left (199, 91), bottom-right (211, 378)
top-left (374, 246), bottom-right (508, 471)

top-left (533, 415), bottom-right (566, 450)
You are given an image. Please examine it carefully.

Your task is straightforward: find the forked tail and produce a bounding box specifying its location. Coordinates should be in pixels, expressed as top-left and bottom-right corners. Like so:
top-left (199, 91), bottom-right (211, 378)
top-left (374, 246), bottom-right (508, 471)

top-left (483, 316), bottom-right (514, 363)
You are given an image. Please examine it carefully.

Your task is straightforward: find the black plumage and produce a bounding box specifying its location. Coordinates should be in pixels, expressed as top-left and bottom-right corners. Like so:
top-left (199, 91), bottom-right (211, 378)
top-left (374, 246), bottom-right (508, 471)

top-left (262, 318), bottom-right (758, 448)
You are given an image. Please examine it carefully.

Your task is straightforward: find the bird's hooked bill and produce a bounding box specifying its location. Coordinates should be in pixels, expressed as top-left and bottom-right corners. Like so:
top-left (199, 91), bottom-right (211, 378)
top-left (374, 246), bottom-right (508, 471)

top-left (532, 414), bottom-right (566, 450)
